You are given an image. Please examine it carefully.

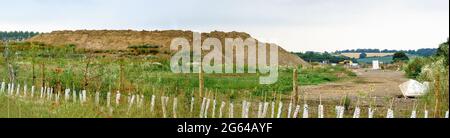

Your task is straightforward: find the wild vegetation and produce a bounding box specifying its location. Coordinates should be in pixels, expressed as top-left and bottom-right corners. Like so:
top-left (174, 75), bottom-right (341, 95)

top-left (404, 39), bottom-right (449, 117)
top-left (0, 40), bottom-right (360, 118)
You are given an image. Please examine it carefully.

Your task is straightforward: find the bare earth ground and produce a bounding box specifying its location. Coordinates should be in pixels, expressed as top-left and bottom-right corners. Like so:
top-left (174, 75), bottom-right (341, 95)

top-left (300, 69), bottom-right (414, 108)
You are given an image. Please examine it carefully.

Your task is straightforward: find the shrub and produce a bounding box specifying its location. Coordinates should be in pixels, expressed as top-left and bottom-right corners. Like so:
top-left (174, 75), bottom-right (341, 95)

top-left (393, 52), bottom-right (409, 62)
top-left (404, 57), bottom-right (429, 78)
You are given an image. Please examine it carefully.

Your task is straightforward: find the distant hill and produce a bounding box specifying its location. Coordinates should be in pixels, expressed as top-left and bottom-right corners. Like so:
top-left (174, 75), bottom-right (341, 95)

top-left (27, 30), bottom-right (309, 67)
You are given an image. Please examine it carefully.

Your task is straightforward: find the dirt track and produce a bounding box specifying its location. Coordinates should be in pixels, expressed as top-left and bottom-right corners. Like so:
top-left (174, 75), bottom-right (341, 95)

top-left (300, 69), bottom-right (414, 107)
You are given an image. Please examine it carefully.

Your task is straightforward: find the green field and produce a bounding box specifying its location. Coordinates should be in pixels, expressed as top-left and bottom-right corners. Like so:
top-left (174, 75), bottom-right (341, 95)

top-left (0, 42), bottom-right (358, 118)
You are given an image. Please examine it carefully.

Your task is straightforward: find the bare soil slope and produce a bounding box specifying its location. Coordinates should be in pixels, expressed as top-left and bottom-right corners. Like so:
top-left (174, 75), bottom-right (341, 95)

top-left (28, 30), bottom-right (309, 67)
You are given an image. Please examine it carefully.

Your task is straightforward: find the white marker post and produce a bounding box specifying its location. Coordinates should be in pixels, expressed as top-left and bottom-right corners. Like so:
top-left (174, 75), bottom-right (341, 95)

top-left (211, 99), bottom-right (217, 118)
top-left (318, 105), bottom-right (324, 118)
top-left (445, 110), bottom-right (449, 118)
top-left (336, 106), bottom-right (345, 118)
top-left (115, 91), bottom-right (121, 106)
top-left (204, 99), bottom-right (211, 118)
top-left (277, 102), bottom-right (283, 118)
top-left (72, 90), bottom-right (77, 103)
top-left (241, 100), bottom-right (247, 118)
top-left (262, 102), bottom-right (269, 118)
top-left (368, 108), bottom-right (375, 118)
top-left (287, 101), bottom-right (293, 118)
top-left (339, 106), bottom-right (345, 118)
top-left (95, 92), bottom-right (100, 106)
top-left (79, 91), bottom-right (83, 102)
top-left (424, 110), bottom-right (429, 118)
top-left (257, 102), bottom-right (263, 118)
top-left (139, 95), bottom-right (144, 108)
top-left (189, 97), bottom-right (195, 114)
top-left (229, 102), bottom-right (234, 118)
top-left (245, 102), bottom-right (251, 118)
top-left (55, 93), bottom-right (60, 104)
top-left (128, 95), bottom-right (136, 113)
top-left (107, 92), bottom-right (111, 107)
top-left (303, 104), bottom-right (309, 118)
top-left (292, 105), bottom-right (300, 118)
top-left (173, 97), bottom-right (178, 118)
top-left (200, 97), bottom-right (206, 118)
top-left (386, 109), bottom-right (394, 118)
top-left (64, 89), bottom-right (70, 101)
top-left (150, 95), bottom-right (155, 112)
top-left (11, 83), bottom-right (15, 96)
top-left (82, 90), bottom-right (87, 103)
top-left (271, 101), bottom-right (275, 118)
top-left (23, 84), bottom-right (28, 98)
top-left (410, 110), bottom-right (417, 118)
top-left (16, 83), bottom-right (20, 97)
top-left (161, 96), bottom-right (167, 118)
top-left (0, 82), bottom-right (5, 94)
top-left (353, 107), bottom-right (361, 118)
top-left (31, 86), bottom-right (35, 98)
top-left (219, 101), bottom-right (225, 118)
top-left (40, 86), bottom-right (44, 99)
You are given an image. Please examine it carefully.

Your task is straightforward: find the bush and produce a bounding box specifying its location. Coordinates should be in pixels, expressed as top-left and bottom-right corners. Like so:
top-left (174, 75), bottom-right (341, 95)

top-left (404, 57), bottom-right (429, 78)
top-left (393, 52), bottom-right (409, 62)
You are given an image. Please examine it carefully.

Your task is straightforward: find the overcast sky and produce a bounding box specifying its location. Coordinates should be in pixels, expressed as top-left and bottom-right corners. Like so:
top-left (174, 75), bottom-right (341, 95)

top-left (1, 0), bottom-right (448, 52)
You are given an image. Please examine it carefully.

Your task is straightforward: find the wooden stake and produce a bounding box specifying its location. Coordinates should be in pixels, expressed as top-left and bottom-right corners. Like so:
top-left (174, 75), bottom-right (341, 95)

top-left (292, 69), bottom-right (298, 105)
top-left (199, 67), bottom-right (204, 98)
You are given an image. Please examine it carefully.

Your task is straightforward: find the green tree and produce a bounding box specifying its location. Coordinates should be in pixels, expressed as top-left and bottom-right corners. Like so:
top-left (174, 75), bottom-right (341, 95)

top-left (437, 38), bottom-right (449, 66)
top-left (393, 52), bottom-right (409, 62)
top-left (359, 52), bottom-right (367, 59)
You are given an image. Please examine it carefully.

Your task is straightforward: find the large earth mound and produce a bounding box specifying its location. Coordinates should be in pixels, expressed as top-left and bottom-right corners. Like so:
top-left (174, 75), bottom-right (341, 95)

top-left (27, 30), bottom-right (309, 67)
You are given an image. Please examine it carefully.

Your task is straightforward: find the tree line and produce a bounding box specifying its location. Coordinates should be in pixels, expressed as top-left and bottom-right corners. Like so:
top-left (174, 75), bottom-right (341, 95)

top-left (0, 31), bottom-right (40, 41)
top-left (335, 48), bottom-right (437, 57)
top-left (293, 52), bottom-right (357, 63)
